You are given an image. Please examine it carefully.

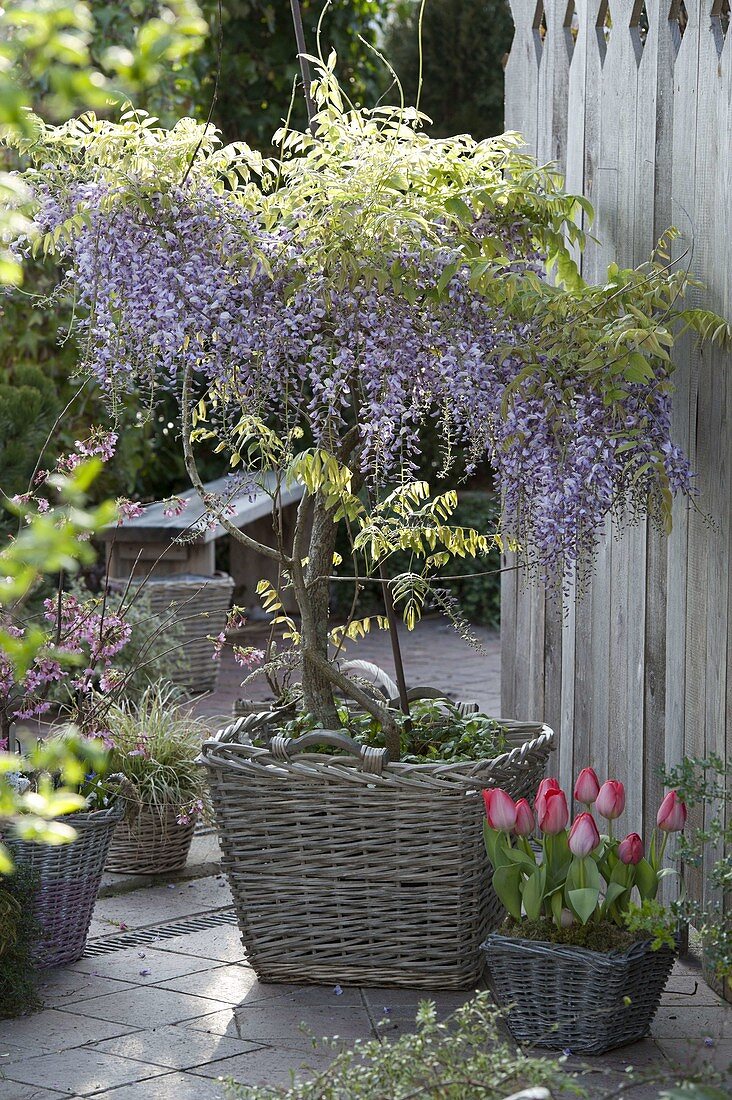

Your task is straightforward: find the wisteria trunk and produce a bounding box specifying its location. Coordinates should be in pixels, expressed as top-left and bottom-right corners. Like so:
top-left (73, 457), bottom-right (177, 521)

top-left (300, 493), bottom-right (340, 729)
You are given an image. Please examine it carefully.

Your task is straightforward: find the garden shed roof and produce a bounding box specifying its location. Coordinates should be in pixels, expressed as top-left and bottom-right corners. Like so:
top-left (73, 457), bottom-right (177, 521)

top-left (100, 472), bottom-right (304, 544)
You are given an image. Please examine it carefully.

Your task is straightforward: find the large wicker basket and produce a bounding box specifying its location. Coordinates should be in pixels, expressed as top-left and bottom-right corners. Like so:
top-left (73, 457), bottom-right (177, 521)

top-left (105, 801), bottom-right (195, 875)
top-left (200, 715), bottom-right (554, 989)
top-left (482, 933), bottom-right (677, 1053)
top-left (8, 801), bottom-right (124, 968)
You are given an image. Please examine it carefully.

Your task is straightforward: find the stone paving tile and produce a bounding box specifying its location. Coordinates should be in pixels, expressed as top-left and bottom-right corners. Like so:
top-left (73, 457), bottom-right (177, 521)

top-left (91, 878), bottom-right (232, 931)
top-left (157, 965), bottom-right (363, 1008)
top-left (189, 1045), bottom-right (335, 1089)
top-left (184, 1001), bottom-right (374, 1049)
top-left (652, 1004), bottom-right (732, 1039)
top-left (228, 1002), bottom-right (374, 1045)
top-left (0, 1048), bottom-right (169, 1097)
top-left (0, 1010), bottom-right (137, 1056)
top-left (93, 1072), bottom-right (229, 1099)
top-left (88, 1025), bottom-right (261, 1072)
top-left (0, 1042), bottom-right (31, 1069)
top-left (67, 946), bottom-right (223, 984)
top-left (66, 986), bottom-right (233, 1029)
top-left (36, 971), bottom-right (134, 1009)
top-left (656, 1038), bottom-right (732, 1080)
top-left (0, 1082), bottom-right (67, 1099)
top-left (152, 926), bottom-right (248, 965)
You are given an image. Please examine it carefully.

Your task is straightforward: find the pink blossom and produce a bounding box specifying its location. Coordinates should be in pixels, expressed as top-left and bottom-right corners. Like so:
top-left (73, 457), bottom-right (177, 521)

top-left (482, 788), bottom-right (517, 831)
top-left (656, 791), bottom-right (687, 832)
top-left (537, 788), bottom-right (569, 834)
top-left (568, 812), bottom-right (600, 857)
top-left (163, 495), bottom-right (188, 518)
top-left (535, 777), bottom-right (561, 820)
top-left (116, 498), bottom-right (145, 524)
top-left (513, 798), bottom-right (535, 837)
top-left (618, 832), bottom-right (644, 864)
top-left (233, 646), bottom-right (264, 669)
top-left (573, 767), bottom-right (600, 806)
top-left (596, 780), bottom-right (626, 821)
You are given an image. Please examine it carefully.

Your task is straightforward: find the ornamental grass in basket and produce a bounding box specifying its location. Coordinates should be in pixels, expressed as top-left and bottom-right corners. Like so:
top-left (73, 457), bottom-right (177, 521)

top-left (104, 681), bottom-right (210, 875)
top-left (481, 771), bottom-right (687, 1054)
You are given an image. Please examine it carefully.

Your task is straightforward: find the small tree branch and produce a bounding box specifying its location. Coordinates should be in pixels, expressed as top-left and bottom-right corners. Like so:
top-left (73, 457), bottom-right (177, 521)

top-left (180, 362), bottom-right (288, 566)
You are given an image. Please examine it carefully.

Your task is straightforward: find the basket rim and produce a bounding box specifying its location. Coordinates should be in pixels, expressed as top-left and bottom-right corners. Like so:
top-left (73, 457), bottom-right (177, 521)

top-left (200, 716), bottom-right (554, 784)
top-left (482, 930), bottom-right (678, 966)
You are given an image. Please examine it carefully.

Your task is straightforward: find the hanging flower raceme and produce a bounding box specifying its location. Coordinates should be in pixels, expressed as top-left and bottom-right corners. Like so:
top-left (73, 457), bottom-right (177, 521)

top-left (9, 85), bottom-right (719, 586)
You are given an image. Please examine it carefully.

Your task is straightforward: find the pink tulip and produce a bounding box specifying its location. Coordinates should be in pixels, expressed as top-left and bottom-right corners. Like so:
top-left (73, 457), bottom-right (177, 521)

top-left (656, 790), bottom-right (687, 832)
top-left (513, 798), bottom-right (535, 837)
top-left (596, 780), bottom-right (626, 821)
top-left (618, 832), bottom-right (644, 865)
top-left (574, 767), bottom-right (600, 806)
top-left (482, 788), bottom-right (517, 831)
top-left (535, 777), bottom-right (561, 820)
top-left (538, 788), bottom-right (569, 834)
top-left (568, 812), bottom-right (600, 857)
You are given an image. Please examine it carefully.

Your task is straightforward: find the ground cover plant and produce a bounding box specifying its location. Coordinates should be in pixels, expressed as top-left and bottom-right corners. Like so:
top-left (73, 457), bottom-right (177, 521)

top-left (6, 47), bottom-right (731, 760)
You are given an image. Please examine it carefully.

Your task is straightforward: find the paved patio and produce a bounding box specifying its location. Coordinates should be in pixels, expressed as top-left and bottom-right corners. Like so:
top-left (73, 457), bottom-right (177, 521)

top-left (1, 622), bottom-right (729, 1098)
top-left (0, 863), bottom-right (729, 1099)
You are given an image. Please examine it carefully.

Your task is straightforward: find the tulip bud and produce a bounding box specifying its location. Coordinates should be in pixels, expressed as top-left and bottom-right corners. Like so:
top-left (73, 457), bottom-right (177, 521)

top-left (595, 779), bottom-right (626, 821)
top-left (483, 788), bottom-right (517, 831)
top-left (656, 790), bottom-right (687, 832)
top-left (573, 767), bottom-right (600, 806)
top-left (537, 788), bottom-right (569, 834)
top-left (568, 812), bottom-right (600, 857)
top-left (535, 777), bottom-right (561, 820)
top-left (617, 832), bottom-right (644, 865)
top-left (513, 798), bottom-right (535, 837)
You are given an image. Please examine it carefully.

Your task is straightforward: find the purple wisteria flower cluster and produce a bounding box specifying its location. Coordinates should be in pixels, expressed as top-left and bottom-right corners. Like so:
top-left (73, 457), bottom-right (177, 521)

top-left (33, 166), bottom-right (691, 579)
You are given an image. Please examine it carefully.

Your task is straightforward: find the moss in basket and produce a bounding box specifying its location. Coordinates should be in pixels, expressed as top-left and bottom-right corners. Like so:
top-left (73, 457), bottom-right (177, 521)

top-left (105, 681), bottom-right (210, 820)
top-left (0, 865), bottom-right (40, 1018)
top-left (279, 698), bottom-right (508, 764)
top-left (501, 917), bottom-right (643, 953)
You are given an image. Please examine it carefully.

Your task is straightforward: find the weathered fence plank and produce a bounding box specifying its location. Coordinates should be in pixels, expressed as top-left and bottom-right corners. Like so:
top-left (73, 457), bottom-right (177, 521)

top-left (502, 0), bottom-right (731, 900)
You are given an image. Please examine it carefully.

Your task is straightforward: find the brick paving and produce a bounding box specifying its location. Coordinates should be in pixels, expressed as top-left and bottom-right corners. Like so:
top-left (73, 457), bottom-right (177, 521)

top-left (2, 621), bottom-right (729, 1098)
top-left (191, 616), bottom-right (502, 727)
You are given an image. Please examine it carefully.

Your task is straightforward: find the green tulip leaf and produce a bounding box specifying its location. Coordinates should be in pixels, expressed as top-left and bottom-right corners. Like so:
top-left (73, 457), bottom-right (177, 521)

top-left (550, 888), bottom-right (564, 927)
top-left (521, 865), bottom-right (546, 921)
top-left (603, 881), bottom-right (628, 908)
top-left (567, 885), bottom-right (600, 924)
top-left (505, 846), bottom-right (538, 870)
top-left (493, 864), bottom-right (523, 921)
top-left (484, 823), bottom-right (512, 869)
top-left (634, 857), bottom-right (659, 900)
top-left (567, 855), bottom-right (601, 894)
top-left (610, 860), bottom-right (633, 886)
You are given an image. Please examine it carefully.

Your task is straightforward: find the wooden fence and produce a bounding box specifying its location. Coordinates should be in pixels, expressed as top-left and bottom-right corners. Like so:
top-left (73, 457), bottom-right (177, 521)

top-left (501, 0), bottom-right (730, 890)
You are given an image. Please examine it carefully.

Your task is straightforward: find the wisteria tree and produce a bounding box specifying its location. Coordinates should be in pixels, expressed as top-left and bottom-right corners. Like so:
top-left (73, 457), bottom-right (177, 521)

top-left (8, 63), bottom-right (729, 757)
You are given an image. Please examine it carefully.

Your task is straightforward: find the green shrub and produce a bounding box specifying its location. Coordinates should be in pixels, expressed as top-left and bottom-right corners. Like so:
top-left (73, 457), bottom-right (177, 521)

top-left (0, 865), bottom-right (40, 1018)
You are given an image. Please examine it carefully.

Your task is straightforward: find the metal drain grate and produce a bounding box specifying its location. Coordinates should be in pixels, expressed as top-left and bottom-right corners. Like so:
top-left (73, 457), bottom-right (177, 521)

top-left (83, 907), bottom-right (239, 957)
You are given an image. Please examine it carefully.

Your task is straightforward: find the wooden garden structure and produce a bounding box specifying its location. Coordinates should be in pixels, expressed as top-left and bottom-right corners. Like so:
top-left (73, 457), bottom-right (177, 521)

top-left (500, 0), bottom-right (731, 898)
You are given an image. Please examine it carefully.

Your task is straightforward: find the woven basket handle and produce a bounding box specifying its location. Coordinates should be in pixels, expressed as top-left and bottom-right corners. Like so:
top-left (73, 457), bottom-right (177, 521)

top-left (269, 729), bottom-right (389, 775)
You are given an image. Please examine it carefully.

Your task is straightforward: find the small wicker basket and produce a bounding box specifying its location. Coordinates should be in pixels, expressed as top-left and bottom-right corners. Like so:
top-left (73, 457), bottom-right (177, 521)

top-left (482, 933), bottom-right (677, 1053)
top-left (105, 802), bottom-right (195, 875)
top-left (201, 714), bottom-right (554, 989)
top-left (8, 800), bottom-right (124, 968)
